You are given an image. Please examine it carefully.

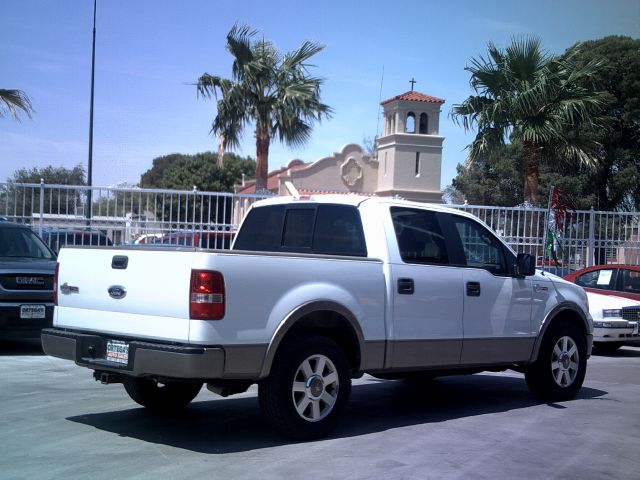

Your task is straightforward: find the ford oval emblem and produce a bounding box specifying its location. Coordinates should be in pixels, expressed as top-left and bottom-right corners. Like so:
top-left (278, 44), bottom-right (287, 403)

top-left (108, 285), bottom-right (127, 299)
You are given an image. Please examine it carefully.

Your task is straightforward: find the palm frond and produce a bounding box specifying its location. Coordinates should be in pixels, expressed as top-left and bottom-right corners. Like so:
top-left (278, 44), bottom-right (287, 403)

top-left (196, 74), bottom-right (225, 99)
top-left (0, 89), bottom-right (34, 121)
top-left (282, 40), bottom-right (325, 71)
top-left (227, 23), bottom-right (257, 80)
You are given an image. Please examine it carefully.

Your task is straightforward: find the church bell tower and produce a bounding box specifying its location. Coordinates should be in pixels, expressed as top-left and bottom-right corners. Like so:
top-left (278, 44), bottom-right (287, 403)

top-left (375, 89), bottom-right (445, 202)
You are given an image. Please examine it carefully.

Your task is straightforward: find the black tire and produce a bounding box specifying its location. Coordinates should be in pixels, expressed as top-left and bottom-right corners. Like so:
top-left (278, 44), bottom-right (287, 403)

top-left (594, 342), bottom-right (621, 354)
top-left (123, 377), bottom-right (202, 411)
top-left (525, 322), bottom-right (587, 402)
top-left (258, 335), bottom-right (351, 440)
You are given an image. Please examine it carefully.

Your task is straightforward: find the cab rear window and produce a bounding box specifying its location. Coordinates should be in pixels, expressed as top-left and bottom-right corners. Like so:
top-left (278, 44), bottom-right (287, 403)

top-left (234, 204), bottom-right (367, 257)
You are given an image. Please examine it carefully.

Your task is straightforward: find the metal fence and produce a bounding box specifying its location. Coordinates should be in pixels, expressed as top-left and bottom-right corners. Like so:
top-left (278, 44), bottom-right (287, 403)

top-left (1, 181), bottom-right (638, 269)
top-left (452, 203), bottom-right (640, 270)
top-left (0, 181), bottom-right (268, 249)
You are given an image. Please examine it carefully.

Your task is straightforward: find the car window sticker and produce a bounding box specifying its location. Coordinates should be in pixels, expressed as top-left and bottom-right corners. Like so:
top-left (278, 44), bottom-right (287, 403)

top-left (597, 270), bottom-right (613, 286)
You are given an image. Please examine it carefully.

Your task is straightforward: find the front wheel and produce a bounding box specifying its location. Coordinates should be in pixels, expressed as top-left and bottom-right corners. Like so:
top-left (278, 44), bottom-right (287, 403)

top-left (525, 323), bottom-right (587, 402)
top-left (123, 377), bottom-right (202, 411)
top-left (259, 335), bottom-right (351, 439)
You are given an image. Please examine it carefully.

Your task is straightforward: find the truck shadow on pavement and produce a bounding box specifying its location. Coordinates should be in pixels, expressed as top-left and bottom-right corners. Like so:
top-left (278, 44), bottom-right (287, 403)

top-left (67, 373), bottom-right (607, 454)
top-left (0, 339), bottom-right (44, 356)
top-left (592, 347), bottom-right (640, 358)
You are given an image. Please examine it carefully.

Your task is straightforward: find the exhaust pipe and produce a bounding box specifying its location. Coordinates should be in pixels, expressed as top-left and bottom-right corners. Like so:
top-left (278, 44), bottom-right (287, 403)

top-left (207, 383), bottom-right (231, 397)
top-left (207, 381), bottom-right (251, 397)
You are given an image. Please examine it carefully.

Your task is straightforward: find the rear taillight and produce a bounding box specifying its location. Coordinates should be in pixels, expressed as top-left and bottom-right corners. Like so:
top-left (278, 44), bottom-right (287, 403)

top-left (53, 262), bottom-right (59, 305)
top-left (190, 270), bottom-right (225, 320)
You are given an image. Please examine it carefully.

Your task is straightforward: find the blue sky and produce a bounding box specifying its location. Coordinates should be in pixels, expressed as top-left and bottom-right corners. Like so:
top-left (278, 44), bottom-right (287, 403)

top-left (1, 0), bottom-right (638, 189)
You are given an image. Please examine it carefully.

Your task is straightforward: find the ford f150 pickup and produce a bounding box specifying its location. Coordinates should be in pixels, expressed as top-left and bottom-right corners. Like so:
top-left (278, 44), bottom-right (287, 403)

top-left (42, 195), bottom-right (593, 439)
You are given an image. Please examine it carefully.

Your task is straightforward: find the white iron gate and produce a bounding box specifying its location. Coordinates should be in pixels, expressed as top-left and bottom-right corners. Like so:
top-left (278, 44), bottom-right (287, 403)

top-left (1, 182), bottom-right (638, 268)
top-left (0, 181), bottom-right (268, 249)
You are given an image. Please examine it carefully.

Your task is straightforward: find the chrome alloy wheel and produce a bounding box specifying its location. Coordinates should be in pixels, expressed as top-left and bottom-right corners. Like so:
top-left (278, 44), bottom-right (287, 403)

top-left (291, 354), bottom-right (340, 422)
top-left (551, 336), bottom-right (580, 388)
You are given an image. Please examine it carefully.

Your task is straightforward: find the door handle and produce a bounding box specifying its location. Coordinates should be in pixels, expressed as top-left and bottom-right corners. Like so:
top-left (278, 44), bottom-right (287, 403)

top-left (466, 281), bottom-right (481, 297)
top-left (534, 284), bottom-right (548, 293)
top-left (398, 278), bottom-right (414, 295)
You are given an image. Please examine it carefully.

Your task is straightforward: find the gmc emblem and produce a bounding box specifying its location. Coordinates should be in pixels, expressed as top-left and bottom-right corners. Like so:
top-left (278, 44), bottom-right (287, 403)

top-left (16, 277), bottom-right (45, 286)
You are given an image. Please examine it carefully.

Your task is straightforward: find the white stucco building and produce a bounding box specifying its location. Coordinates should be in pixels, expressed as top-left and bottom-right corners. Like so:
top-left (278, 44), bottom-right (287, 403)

top-left (236, 90), bottom-right (445, 203)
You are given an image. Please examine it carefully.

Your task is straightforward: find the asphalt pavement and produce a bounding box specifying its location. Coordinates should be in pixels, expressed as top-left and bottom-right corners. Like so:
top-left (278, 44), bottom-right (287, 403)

top-left (1, 340), bottom-right (639, 480)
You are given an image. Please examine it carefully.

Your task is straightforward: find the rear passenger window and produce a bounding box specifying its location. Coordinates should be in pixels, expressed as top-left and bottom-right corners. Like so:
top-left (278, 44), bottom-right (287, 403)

top-left (450, 215), bottom-right (507, 275)
top-left (391, 207), bottom-right (449, 265)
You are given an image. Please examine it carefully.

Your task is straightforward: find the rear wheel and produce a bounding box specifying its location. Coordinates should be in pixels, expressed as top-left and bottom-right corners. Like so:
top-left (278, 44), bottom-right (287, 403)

top-left (259, 335), bottom-right (351, 439)
top-left (525, 323), bottom-right (586, 401)
top-left (123, 377), bottom-right (202, 411)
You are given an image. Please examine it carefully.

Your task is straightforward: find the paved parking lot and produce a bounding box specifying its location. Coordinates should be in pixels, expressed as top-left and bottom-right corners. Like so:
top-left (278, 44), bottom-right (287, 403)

top-left (1, 340), bottom-right (639, 480)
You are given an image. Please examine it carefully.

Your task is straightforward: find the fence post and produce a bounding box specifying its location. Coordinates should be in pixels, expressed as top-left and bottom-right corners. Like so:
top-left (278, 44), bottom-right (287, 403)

top-left (38, 178), bottom-right (45, 236)
top-left (192, 186), bottom-right (198, 245)
top-left (587, 207), bottom-right (595, 267)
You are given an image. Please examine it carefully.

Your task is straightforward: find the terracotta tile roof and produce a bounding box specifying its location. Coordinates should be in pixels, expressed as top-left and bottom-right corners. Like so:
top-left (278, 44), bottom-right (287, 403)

top-left (297, 189), bottom-right (378, 197)
top-left (381, 91), bottom-right (445, 105)
top-left (234, 160), bottom-right (307, 194)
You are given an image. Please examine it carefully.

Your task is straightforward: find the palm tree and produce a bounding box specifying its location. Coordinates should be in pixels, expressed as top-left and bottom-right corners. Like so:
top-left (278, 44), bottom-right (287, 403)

top-left (0, 88), bottom-right (34, 121)
top-left (197, 24), bottom-right (332, 192)
top-left (451, 37), bottom-right (609, 204)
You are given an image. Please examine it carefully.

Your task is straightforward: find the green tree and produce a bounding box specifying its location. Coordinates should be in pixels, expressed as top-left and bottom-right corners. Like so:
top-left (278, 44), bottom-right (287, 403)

top-left (139, 151), bottom-right (256, 224)
top-left (448, 143), bottom-right (600, 210)
top-left (0, 88), bottom-right (34, 121)
top-left (451, 37), bottom-right (610, 205)
top-left (196, 23), bottom-right (331, 192)
top-left (561, 36), bottom-right (640, 211)
top-left (9, 164), bottom-right (86, 185)
top-left (139, 151), bottom-right (255, 192)
top-left (448, 36), bottom-right (640, 211)
top-left (447, 144), bottom-right (523, 206)
top-left (2, 165), bottom-right (86, 220)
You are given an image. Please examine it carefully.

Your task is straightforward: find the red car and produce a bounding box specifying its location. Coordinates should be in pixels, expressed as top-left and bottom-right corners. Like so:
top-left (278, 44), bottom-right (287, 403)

top-left (161, 231), bottom-right (234, 250)
top-left (564, 264), bottom-right (640, 302)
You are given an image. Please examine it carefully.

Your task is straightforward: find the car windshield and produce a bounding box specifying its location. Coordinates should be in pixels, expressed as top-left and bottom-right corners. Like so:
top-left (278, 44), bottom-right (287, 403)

top-left (0, 227), bottom-right (55, 260)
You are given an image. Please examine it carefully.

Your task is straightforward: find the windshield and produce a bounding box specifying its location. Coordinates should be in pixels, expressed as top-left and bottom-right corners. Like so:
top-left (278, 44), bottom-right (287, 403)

top-left (0, 227), bottom-right (55, 260)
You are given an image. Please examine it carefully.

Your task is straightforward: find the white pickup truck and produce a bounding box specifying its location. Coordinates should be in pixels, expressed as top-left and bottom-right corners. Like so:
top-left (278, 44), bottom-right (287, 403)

top-left (42, 195), bottom-right (593, 439)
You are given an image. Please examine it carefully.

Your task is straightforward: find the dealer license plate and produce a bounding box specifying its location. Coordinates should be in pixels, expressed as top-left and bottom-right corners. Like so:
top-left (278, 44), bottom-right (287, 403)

top-left (106, 340), bottom-right (129, 365)
top-left (20, 304), bottom-right (46, 319)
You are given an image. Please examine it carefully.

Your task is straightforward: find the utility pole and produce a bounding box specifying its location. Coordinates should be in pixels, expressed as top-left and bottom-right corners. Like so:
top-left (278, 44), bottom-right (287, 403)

top-left (86, 0), bottom-right (96, 223)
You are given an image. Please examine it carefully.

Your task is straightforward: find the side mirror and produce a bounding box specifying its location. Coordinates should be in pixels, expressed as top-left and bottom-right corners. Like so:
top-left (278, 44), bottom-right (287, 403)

top-left (515, 253), bottom-right (536, 277)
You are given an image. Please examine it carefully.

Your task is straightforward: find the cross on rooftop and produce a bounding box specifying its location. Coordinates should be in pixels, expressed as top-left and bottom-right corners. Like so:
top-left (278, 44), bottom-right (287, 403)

top-left (409, 78), bottom-right (417, 91)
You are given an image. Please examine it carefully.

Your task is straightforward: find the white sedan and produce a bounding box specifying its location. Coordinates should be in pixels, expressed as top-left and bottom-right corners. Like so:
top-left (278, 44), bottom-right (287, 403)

top-left (586, 291), bottom-right (640, 352)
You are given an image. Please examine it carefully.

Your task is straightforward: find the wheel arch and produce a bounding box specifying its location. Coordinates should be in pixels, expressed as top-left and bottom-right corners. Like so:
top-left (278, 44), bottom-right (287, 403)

top-left (529, 302), bottom-right (592, 363)
top-left (259, 301), bottom-right (365, 379)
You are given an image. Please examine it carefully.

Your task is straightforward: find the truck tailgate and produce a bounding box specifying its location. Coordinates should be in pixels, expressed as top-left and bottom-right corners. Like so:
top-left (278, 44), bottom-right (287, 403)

top-left (55, 247), bottom-right (196, 342)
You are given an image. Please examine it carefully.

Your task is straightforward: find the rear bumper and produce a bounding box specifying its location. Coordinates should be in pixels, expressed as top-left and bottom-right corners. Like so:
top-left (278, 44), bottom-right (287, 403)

top-left (41, 328), bottom-right (225, 380)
